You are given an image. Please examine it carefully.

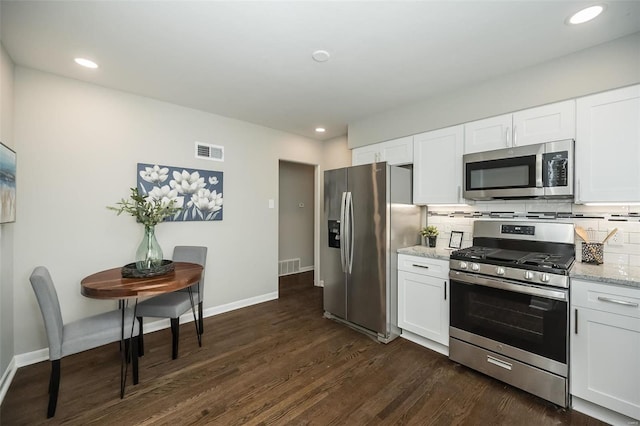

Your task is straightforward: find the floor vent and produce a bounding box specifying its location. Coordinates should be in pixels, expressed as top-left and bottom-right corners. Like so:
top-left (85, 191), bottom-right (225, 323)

top-left (278, 258), bottom-right (301, 276)
top-left (195, 141), bottom-right (224, 162)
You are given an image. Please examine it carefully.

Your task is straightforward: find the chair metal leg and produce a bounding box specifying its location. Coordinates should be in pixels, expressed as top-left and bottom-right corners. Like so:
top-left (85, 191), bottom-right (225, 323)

top-left (132, 336), bottom-right (139, 385)
top-left (198, 301), bottom-right (204, 335)
top-left (170, 318), bottom-right (180, 360)
top-left (47, 360), bottom-right (60, 418)
top-left (137, 316), bottom-right (144, 356)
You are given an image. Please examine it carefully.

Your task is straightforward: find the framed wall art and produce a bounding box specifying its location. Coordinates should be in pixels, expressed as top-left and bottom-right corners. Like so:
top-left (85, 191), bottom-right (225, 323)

top-left (0, 142), bottom-right (16, 223)
top-left (137, 163), bottom-right (223, 222)
top-left (449, 231), bottom-right (463, 249)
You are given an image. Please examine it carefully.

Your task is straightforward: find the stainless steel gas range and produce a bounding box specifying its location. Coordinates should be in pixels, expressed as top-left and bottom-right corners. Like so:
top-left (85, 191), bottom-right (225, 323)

top-left (449, 220), bottom-right (575, 407)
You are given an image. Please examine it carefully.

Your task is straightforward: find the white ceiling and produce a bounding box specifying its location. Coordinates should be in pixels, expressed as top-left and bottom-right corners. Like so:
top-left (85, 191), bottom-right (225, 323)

top-left (1, 1), bottom-right (639, 141)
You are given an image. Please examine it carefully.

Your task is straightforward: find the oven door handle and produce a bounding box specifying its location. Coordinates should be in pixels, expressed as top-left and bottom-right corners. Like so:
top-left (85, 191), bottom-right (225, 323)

top-left (449, 271), bottom-right (568, 302)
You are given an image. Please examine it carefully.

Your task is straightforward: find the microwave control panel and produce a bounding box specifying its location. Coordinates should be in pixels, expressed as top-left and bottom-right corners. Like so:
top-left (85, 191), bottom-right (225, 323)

top-left (543, 151), bottom-right (569, 187)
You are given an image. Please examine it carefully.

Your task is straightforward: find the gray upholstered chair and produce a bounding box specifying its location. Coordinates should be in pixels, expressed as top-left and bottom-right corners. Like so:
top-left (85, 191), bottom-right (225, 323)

top-left (136, 246), bottom-right (207, 359)
top-left (29, 266), bottom-right (140, 418)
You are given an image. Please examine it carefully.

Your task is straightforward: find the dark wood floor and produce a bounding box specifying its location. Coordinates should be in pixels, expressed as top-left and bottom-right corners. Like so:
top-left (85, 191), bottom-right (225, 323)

top-left (2, 271), bottom-right (604, 425)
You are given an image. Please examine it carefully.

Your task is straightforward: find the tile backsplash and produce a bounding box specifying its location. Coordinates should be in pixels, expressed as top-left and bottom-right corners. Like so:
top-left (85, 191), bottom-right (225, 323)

top-left (425, 201), bottom-right (640, 267)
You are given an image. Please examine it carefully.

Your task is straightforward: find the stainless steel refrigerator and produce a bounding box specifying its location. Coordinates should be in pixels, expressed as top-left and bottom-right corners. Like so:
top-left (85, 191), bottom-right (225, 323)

top-left (322, 162), bottom-right (420, 343)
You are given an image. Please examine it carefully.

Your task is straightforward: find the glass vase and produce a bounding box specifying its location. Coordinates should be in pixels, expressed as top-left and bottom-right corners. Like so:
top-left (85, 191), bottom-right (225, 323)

top-left (135, 225), bottom-right (163, 271)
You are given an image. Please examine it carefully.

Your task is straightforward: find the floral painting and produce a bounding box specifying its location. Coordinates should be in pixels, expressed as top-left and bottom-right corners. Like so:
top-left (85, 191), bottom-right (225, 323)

top-left (0, 142), bottom-right (16, 224)
top-left (137, 163), bottom-right (223, 221)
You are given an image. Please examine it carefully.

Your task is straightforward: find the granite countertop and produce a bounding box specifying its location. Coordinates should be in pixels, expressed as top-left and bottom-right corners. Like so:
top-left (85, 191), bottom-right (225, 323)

top-left (570, 262), bottom-right (640, 290)
top-left (397, 245), bottom-right (640, 290)
top-left (397, 245), bottom-right (453, 261)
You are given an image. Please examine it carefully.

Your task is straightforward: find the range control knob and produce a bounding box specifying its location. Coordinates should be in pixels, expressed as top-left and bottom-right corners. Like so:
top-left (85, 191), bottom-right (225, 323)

top-left (471, 263), bottom-right (480, 272)
top-left (496, 267), bottom-right (506, 276)
top-left (524, 271), bottom-right (534, 280)
top-left (459, 261), bottom-right (468, 270)
top-left (540, 273), bottom-right (550, 283)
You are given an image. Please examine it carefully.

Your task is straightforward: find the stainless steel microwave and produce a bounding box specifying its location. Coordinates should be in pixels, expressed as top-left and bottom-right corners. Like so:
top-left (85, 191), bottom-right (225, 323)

top-left (463, 139), bottom-right (574, 200)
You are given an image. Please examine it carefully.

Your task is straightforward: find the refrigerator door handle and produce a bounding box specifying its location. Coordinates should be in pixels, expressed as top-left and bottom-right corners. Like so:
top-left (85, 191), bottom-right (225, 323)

top-left (340, 191), bottom-right (347, 273)
top-left (347, 191), bottom-right (355, 274)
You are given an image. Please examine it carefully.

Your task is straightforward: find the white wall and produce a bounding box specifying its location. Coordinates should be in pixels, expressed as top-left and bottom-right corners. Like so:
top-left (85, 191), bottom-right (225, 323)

top-left (12, 67), bottom-right (326, 354)
top-left (279, 161), bottom-right (314, 269)
top-left (348, 31), bottom-right (640, 148)
top-left (0, 42), bottom-right (15, 375)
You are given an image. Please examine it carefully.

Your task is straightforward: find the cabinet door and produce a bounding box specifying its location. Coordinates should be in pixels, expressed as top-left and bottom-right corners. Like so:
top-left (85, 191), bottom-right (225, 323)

top-left (576, 85), bottom-right (640, 203)
top-left (380, 136), bottom-right (413, 165)
top-left (413, 125), bottom-right (464, 204)
top-left (570, 307), bottom-right (640, 420)
top-left (512, 100), bottom-right (575, 147)
top-left (352, 145), bottom-right (380, 166)
top-left (464, 114), bottom-right (512, 154)
top-left (398, 270), bottom-right (449, 345)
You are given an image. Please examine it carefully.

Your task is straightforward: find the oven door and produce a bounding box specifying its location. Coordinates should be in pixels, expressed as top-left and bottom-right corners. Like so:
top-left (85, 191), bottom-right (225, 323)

top-left (463, 143), bottom-right (544, 200)
top-left (449, 270), bottom-right (568, 375)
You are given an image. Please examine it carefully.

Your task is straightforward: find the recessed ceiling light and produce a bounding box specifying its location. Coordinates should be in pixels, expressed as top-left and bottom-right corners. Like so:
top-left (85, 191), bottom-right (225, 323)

top-left (315, 127), bottom-right (326, 133)
top-left (567, 5), bottom-right (605, 25)
top-left (74, 57), bottom-right (98, 69)
top-left (312, 50), bottom-right (330, 63)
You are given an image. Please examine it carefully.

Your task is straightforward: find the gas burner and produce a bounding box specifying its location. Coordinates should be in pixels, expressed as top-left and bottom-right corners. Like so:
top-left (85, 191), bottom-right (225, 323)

top-left (519, 253), bottom-right (574, 270)
top-left (451, 246), bottom-right (495, 260)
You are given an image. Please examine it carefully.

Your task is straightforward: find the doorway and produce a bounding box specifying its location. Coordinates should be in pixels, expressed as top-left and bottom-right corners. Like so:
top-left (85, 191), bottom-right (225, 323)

top-left (278, 160), bottom-right (316, 285)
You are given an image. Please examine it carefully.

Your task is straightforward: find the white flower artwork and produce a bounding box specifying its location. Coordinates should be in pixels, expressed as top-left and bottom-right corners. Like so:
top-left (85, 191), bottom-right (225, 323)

top-left (137, 163), bottom-right (223, 221)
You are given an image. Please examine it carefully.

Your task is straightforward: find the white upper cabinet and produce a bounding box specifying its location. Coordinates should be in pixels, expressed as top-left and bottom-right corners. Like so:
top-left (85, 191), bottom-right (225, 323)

top-left (352, 136), bottom-right (413, 166)
top-left (513, 100), bottom-right (576, 146)
top-left (413, 125), bottom-right (465, 205)
top-left (351, 145), bottom-right (379, 165)
top-left (575, 85), bottom-right (640, 203)
top-left (464, 114), bottom-right (512, 154)
top-left (464, 100), bottom-right (576, 154)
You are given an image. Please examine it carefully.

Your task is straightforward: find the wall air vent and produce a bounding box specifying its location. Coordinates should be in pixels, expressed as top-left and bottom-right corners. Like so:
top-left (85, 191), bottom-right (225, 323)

top-left (195, 141), bottom-right (224, 162)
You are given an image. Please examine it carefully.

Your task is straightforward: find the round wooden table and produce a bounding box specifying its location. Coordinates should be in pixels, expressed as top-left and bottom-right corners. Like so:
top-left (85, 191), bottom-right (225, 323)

top-left (80, 261), bottom-right (203, 398)
top-left (81, 261), bottom-right (203, 299)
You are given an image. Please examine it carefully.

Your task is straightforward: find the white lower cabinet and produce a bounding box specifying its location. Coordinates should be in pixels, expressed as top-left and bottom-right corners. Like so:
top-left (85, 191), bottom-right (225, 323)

top-left (570, 279), bottom-right (640, 423)
top-left (397, 254), bottom-right (449, 354)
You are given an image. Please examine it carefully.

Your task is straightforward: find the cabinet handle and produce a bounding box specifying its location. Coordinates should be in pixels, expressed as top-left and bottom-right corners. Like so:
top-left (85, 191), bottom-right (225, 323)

top-left (574, 308), bottom-right (578, 334)
top-left (412, 264), bottom-right (429, 269)
top-left (444, 282), bottom-right (447, 300)
top-left (513, 125), bottom-right (518, 146)
top-left (505, 127), bottom-right (510, 147)
top-left (597, 296), bottom-right (639, 307)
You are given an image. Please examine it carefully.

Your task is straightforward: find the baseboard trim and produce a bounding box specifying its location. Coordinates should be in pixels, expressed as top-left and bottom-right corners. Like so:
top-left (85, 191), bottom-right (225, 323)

top-left (0, 357), bottom-right (17, 404)
top-left (571, 396), bottom-right (639, 425)
top-left (14, 348), bottom-right (49, 368)
top-left (127, 291), bottom-right (280, 334)
top-left (1, 290), bottom-right (279, 405)
top-left (400, 330), bottom-right (449, 357)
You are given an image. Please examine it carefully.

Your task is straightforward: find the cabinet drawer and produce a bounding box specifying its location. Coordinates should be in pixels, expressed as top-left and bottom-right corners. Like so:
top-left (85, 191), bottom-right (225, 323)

top-left (398, 254), bottom-right (448, 278)
top-left (572, 279), bottom-right (640, 319)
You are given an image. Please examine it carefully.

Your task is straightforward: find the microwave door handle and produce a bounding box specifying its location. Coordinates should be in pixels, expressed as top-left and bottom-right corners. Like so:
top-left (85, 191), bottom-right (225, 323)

top-left (536, 149), bottom-right (544, 188)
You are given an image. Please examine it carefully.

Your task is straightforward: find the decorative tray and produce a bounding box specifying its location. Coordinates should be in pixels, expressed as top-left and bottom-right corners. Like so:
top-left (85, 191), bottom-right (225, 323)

top-left (121, 260), bottom-right (174, 278)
